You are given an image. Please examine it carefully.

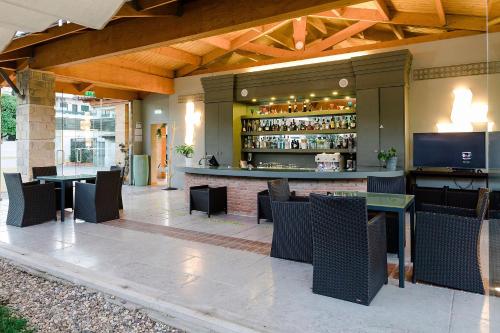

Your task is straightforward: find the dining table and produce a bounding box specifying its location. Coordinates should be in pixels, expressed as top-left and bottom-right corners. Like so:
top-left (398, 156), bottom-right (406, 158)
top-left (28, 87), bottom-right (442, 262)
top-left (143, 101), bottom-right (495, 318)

top-left (329, 190), bottom-right (416, 288)
top-left (36, 174), bottom-right (97, 222)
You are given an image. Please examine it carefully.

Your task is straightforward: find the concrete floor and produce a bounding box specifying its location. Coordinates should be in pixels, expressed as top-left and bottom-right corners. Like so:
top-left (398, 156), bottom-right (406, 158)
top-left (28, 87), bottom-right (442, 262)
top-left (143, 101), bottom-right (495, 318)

top-left (0, 185), bottom-right (499, 333)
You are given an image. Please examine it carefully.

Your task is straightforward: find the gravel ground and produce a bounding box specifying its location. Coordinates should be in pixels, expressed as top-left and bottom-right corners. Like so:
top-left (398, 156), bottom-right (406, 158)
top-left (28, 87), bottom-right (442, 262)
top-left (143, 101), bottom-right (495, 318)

top-left (0, 259), bottom-right (186, 333)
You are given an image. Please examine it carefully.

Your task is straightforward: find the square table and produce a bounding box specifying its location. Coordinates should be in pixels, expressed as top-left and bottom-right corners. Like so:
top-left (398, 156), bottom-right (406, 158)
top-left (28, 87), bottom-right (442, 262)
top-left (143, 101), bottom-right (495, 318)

top-left (329, 191), bottom-right (415, 288)
top-left (37, 174), bottom-right (97, 222)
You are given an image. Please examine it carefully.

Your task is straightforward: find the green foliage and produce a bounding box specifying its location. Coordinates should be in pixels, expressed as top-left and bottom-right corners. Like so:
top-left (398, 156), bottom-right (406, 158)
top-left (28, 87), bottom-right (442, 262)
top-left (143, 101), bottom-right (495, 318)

top-left (1, 94), bottom-right (17, 140)
top-left (69, 140), bottom-right (93, 163)
top-left (377, 147), bottom-right (397, 162)
top-left (0, 306), bottom-right (34, 333)
top-left (175, 144), bottom-right (194, 158)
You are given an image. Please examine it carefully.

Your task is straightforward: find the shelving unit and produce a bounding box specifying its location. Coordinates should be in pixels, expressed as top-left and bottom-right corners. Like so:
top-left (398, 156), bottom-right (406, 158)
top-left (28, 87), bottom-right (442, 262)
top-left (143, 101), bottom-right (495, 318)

top-left (241, 129), bottom-right (356, 136)
top-left (242, 148), bottom-right (356, 154)
top-left (242, 109), bottom-right (355, 120)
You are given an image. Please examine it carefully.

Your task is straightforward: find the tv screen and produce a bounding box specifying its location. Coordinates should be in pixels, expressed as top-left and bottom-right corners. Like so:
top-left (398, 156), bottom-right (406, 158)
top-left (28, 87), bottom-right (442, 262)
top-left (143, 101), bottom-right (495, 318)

top-left (413, 132), bottom-right (486, 169)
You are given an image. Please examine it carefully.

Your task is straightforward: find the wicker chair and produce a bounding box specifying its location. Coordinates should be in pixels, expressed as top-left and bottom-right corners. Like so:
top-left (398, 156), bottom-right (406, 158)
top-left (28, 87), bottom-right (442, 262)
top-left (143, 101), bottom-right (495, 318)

top-left (257, 190), bottom-right (273, 224)
top-left (74, 170), bottom-right (121, 223)
top-left (367, 176), bottom-right (405, 254)
top-left (268, 179), bottom-right (312, 263)
top-left (4, 173), bottom-right (56, 227)
top-left (310, 194), bottom-right (387, 306)
top-left (32, 166), bottom-right (73, 210)
top-left (414, 188), bottom-right (489, 294)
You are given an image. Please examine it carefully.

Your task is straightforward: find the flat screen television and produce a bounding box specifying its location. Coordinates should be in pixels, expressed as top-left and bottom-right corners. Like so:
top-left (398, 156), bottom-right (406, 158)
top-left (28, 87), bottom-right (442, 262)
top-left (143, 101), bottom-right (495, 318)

top-left (413, 132), bottom-right (486, 169)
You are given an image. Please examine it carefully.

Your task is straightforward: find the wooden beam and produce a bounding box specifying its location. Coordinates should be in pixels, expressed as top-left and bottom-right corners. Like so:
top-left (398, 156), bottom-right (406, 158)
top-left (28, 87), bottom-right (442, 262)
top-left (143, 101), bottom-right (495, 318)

top-left (305, 21), bottom-right (376, 53)
top-left (50, 63), bottom-right (174, 94)
top-left (0, 49), bottom-right (32, 62)
top-left (2, 23), bottom-right (86, 54)
top-left (373, 0), bottom-right (390, 21)
top-left (189, 29), bottom-right (480, 76)
top-left (30, 0), bottom-right (367, 69)
top-left (114, 2), bottom-right (177, 17)
top-left (292, 17), bottom-right (308, 50)
top-left (176, 21), bottom-right (287, 76)
top-left (74, 82), bottom-right (95, 93)
top-left (152, 47), bottom-right (201, 65)
top-left (100, 58), bottom-right (174, 78)
top-left (135, 0), bottom-right (178, 10)
top-left (55, 82), bottom-right (139, 100)
top-left (239, 43), bottom-right (297, 57)
top-left (489, 17), bottom-right (500, 27)
top-left (434, 0), bottom-right (446, 26)
top-left (308, 17), bottom-right (328, 34)
top-left (0, 61), bottom-right (16, 70)
top-left (389, 25), bottom-right (404, 40)
top-left (201, 36), bottom-right (231, 50)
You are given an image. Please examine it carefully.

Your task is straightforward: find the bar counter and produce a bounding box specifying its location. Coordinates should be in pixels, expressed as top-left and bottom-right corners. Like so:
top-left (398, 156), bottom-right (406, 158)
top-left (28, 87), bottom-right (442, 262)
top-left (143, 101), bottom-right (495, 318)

top-left (180, 166), bottom-right (404, 216)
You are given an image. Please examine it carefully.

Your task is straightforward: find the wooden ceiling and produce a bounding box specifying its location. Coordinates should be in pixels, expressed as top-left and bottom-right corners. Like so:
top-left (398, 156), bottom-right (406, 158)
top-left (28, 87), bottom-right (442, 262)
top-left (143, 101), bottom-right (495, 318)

top-left (0, 0), bottom-right (499, 100)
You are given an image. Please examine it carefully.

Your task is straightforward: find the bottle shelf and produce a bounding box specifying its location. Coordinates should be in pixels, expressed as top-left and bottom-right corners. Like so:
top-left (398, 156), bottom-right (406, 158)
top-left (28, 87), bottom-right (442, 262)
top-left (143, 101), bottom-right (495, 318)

top-left (242, 148), bottom-right (356, 154)
top-left (241, 129), bottom-right (356, 136)
top-left (241, 109), bottom-right (355, 120)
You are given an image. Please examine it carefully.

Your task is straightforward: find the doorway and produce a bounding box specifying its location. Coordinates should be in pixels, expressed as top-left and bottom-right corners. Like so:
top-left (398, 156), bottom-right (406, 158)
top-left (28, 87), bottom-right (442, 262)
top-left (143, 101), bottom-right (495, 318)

top-left (150, 123), bottom-right (167, 185)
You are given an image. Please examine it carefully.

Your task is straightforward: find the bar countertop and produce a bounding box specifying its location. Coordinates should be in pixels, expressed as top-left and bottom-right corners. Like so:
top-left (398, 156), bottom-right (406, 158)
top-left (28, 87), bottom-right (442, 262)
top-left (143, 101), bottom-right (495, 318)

top-left (179, 166), bottom-right (404, 179)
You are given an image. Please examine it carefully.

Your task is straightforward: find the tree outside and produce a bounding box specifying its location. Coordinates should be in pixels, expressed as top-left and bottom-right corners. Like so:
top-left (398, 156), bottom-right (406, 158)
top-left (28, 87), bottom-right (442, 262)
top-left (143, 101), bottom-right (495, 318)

top-left (1, 94), bottom-right (16, 140)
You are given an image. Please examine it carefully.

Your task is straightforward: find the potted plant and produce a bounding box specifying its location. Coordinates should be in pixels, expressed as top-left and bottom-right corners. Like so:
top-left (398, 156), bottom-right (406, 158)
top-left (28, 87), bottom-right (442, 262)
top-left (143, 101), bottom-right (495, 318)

top-left (377, 147), bottom-right (398, 171)
top-left (175, 144), bottom-right (195, 167)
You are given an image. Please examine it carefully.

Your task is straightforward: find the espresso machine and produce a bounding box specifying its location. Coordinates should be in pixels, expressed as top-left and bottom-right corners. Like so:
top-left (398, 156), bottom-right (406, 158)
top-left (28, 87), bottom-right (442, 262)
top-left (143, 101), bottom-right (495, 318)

top-left (315, 153), bottom-right (344, 171)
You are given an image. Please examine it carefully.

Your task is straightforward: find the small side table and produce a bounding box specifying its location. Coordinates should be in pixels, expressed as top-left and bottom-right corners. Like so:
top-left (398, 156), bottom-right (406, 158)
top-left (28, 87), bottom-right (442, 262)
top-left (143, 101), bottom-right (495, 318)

top-left (189, 185), bottom-right (227, 217)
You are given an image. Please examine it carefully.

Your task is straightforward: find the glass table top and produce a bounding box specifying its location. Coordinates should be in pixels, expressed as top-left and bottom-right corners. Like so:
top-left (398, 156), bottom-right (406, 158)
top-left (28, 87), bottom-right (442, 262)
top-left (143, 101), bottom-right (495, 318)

top-left (36, 174), bottom-right (96, 181)
top-left (329, 191), bottom-right (414, 209)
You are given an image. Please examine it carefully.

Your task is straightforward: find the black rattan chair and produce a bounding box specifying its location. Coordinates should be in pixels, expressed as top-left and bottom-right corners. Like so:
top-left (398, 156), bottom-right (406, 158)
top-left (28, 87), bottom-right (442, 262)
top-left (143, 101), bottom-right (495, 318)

top-left (268, 179), bottom-right (312, 263)
top-left (110, 165), bottom-right (124, 209)
top-left (4, 173), bottom-right (56, 227)
top-left (367, 176), bottom-right (405, 254)
top-left (74, 170), bottom-right (121, 223)
top-left (310, 194), bottom-right (387, 305)
top-left (32, 166), bottom-right (73, 210)
top-left (257, 190), bottom-right (273, 224)
top-left (414, 188), bottom-right (489, 294)
top-left (189, 185), bottom-right (227, 217)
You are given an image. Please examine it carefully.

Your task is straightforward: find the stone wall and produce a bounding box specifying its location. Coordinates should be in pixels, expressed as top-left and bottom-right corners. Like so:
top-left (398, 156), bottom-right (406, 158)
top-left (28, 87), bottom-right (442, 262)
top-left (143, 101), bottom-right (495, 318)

top-left (16, 69), bottom-right (55, 180)
top-left (185, 173), bottom-right (367, 216)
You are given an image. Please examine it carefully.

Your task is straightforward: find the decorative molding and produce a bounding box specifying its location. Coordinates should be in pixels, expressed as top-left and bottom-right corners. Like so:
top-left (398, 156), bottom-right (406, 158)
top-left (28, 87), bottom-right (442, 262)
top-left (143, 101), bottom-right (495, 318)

top-left (177, 93), bottom-right (204, 103)
top-left (413, 61), bottom-right (500, 80)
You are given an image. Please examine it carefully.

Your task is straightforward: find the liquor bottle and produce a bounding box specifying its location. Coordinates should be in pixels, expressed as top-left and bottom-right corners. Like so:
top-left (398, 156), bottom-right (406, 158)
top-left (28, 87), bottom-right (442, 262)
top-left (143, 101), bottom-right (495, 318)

top-left (302, 102), bottom-right (307, 112)
top-left (350, 115), bottom-right (356, 129)
top-left (341, 116), bottom-right (347, 129)
top-left (264, 120), bottom-right (270, 131)
top-left (242, 120), bottom-right (247, 132)
top-left (307, 121), bottom-right (314, 131)
top-left (257, 120), bottom-right (262, 132)
top-left (308, 103), bottom-right (313, 112)
top-left (293, 102), bottom-right (298, 113)
top-left (321, 118), bottom-right (327, 130)
top-left (329, 117), bottom-right (335, 129)
top-left (285, 136), bottom-right (291, 150)
top-left (282, 119), bottom-right (288, 131)
top-left (288, 103), bottom-right (292, 113)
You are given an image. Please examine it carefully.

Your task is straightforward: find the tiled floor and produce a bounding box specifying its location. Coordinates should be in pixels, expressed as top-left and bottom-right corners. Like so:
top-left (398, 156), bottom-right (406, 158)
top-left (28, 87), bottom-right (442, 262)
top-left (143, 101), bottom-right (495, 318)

top-left (0, 185), bottom-right (499, 333)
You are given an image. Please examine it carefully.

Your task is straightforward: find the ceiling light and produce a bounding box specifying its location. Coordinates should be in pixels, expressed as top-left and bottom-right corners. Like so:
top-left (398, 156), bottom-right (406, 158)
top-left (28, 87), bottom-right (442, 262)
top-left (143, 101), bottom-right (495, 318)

top-left (332, 91), bottom-right (338, 96)
top-left (269, 102), bottom-right (274, 106)
top-left (295, 41), bottom-right (304, 50)
top-left (345, 96), bottom-right (350, 100)
top-left (324, 97), bottom-right (330, 101)
top-left (271, 97), bottom-right (276, 101)
top-left (305, 99), bottom-right (310, 103)
top-left (287, 101), bottom-right (291, 104)
top-left (310, 93), bottom-right (315, 97)
top-left (251, 98), bottom-right (257, 102)
top-left (154, 109), bottom-right (162, 115)
top-left (290, 95), bottom-right (295, 99)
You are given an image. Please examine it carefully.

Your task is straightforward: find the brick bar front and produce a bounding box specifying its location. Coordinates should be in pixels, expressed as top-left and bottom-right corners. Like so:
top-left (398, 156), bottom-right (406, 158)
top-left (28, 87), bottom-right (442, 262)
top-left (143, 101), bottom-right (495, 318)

top-left (185, 173), bottom-right (367, 217)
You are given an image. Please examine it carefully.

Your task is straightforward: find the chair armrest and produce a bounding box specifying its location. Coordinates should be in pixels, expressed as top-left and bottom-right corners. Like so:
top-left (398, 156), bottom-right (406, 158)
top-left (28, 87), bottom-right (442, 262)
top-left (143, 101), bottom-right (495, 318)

top-left (22, 183), bottom-right (56, 206)
top-left (290, 195), bottom-right (309, 202)
top-left (420, 203), bottom-right (476, 217)
top-left (271, 200), bottom-right (310, 220)
top-left (23, 180), bottom-right (40, 186)
top-left (75, 182), bottom-right (96, 199)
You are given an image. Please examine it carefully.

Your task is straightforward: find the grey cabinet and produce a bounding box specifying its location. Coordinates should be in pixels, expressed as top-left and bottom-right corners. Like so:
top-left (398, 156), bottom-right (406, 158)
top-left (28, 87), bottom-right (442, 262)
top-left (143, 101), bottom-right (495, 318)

top-left (356, 88), bottom-right (380, 167)
top-left (380, 86), bottom-right (405, 168)
top-left (205, 102), bottom-right (233, 166)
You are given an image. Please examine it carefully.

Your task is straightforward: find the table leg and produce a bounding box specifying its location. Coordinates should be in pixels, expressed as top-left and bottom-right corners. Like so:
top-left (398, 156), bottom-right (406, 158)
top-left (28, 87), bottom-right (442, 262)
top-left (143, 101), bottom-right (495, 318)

top-left (410, 202), bottom-right (415, 263)
top-left (398, 209), bottom-right (405, 288)
top-left (60, 181), bottom-right (65, 222)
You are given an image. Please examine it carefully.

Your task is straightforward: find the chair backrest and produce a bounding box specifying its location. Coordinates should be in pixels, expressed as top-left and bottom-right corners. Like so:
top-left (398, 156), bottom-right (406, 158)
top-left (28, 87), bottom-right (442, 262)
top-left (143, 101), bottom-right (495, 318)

top-left (367, 176), bottom-right (405, 194)
top-left (310, 193), bottom-right (369, 253)
top-left (476, 188), bottom-right (490, 220)
top-left (110, 165), bottom-right (124, 177)
top-left (32, 166), bottom-right (57, 179)
top-left (95, 170), bottom-right (121, 205)
top-left (267, 179), bottom-right (291, 202)
top-left (3, 173), bottom-right (25, 202)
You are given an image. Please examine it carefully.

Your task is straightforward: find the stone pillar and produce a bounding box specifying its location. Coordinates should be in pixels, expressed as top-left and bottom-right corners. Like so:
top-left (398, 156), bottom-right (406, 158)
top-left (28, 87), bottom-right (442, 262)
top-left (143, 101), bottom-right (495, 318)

top-left (114, 103), bottom-right (130, 166)
top-left (16, 69), bottom-right (56, 180)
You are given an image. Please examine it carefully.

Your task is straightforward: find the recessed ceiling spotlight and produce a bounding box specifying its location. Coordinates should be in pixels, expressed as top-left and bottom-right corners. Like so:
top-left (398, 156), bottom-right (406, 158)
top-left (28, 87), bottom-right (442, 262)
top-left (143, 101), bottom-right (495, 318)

top-left (290, 95), bottom-right (295, 99)
top-left (295, 41), bottom-right (304, 50)
top-left (310, 93), bottom-right (315, 97)
top-left (324, 97), bottom-right (330, 101)
top-left (287, 100), bottom-right (291, 104)
top-left (269, 102), bottom-right (274, 105)
top-left (271, 97), bottom-right (276, 101)
top-left (305, 99), bottom-right (310, 103)
top-left (251, 98), bottom-right (257, 102)
top-left (332, 91), bottom-right (338, 96)
top-left (345, 96), bottom-right (350, 100)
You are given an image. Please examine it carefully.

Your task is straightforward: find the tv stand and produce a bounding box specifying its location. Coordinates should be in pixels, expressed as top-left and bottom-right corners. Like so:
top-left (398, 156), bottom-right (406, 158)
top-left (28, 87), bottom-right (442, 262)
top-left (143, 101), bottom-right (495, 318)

top-left (407, 169), bottom-right (489, 193)
top-left (451, 168), bottom-right (479, 173)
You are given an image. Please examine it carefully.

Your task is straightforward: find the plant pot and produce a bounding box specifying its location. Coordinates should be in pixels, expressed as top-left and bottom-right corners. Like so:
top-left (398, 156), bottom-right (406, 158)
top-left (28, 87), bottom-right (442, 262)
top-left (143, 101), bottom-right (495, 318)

top-left (386, 157), bottom-right (398, 171)
top-left (185, 157), bottom-right (193, 167)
